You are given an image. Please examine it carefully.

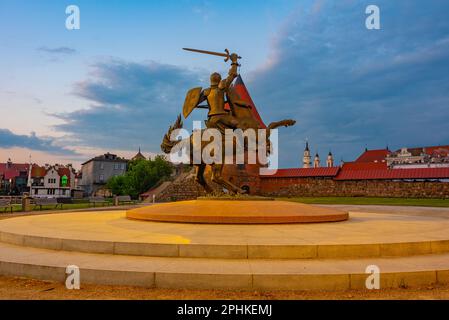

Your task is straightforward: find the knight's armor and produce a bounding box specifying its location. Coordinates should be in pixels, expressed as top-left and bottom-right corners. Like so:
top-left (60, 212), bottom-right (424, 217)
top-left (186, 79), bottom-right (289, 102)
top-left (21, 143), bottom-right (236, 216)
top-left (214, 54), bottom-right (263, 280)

top-left (202, 62), bottom-right (239, 117)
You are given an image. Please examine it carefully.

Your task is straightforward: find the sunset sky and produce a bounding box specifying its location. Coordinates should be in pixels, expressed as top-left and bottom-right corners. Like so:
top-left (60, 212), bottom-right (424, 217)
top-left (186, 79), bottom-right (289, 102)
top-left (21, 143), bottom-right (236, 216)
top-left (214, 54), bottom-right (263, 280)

top-left (1, 0), bottom-right (449, 169)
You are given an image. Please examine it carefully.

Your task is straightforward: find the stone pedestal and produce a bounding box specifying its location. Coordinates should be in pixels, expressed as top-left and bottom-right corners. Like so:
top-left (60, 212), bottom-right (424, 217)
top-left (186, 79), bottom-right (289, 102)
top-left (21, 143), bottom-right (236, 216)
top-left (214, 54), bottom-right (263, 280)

top-left (126, 199), bottom-right (349, 224)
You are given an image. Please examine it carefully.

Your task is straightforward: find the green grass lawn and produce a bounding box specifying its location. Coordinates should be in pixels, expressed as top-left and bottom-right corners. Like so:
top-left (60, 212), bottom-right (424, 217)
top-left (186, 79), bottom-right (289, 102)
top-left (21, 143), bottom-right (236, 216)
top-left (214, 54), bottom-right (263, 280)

top-left (6, 201), bottom-right (119, 213)
top-left (280, 197), bottom-right (449, 207)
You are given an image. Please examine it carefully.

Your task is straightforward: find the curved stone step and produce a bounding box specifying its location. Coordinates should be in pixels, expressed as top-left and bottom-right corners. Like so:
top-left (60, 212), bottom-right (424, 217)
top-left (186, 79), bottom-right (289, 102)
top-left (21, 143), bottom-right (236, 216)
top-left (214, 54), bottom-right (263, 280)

top-left (0, 242), bottom-right (449, 291)
top-left (2, 228), bottom-right (449, 260)
top-left (2, 210), bottom-right (449, 259)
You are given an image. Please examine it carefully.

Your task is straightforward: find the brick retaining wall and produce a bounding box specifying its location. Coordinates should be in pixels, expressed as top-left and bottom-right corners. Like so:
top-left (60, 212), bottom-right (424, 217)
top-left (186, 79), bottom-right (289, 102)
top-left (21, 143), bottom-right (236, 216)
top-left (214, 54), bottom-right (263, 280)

top-left (258, 177), bottom-right (449, 198)
top-left (155, 167), bottom-right (449, 201)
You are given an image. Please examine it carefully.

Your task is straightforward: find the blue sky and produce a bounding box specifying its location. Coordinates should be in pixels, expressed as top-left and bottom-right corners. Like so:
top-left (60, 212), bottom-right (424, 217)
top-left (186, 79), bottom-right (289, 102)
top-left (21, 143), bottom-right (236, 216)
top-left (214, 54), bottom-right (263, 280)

top-left (1, 0), bottom-right (449, 168)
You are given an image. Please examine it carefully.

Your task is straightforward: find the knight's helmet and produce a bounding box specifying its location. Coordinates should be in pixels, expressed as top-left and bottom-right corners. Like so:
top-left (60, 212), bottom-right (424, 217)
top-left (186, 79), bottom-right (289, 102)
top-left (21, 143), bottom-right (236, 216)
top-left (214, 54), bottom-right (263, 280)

top-left (210, 72), bottom-right (221, 86)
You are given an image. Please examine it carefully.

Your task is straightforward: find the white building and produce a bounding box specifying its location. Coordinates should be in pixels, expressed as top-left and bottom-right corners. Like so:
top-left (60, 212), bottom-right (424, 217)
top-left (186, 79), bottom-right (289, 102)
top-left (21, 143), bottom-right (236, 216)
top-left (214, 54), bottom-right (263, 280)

top-left (30, 164), bottom-right (76, 198)
top-left (386, 145), bottom-right (449, 169)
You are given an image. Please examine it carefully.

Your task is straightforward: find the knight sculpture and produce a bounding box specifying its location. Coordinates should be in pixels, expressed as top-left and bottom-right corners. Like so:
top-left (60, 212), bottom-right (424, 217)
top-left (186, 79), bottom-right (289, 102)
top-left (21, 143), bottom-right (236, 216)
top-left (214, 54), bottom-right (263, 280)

top-left (161, 48), bottom-right (296, 194)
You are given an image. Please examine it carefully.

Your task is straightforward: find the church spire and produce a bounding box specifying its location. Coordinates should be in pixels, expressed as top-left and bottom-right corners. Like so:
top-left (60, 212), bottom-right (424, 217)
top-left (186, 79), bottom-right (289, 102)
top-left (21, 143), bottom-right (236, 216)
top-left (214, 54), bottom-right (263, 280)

top-left (302, 140), bottom-right (312, 168)
top-left (132, 147), bottom-right (146, 161)
top-left (313, 152), bottom-right (320, 168)
top-left (327, 150), bottom-right (334, 167)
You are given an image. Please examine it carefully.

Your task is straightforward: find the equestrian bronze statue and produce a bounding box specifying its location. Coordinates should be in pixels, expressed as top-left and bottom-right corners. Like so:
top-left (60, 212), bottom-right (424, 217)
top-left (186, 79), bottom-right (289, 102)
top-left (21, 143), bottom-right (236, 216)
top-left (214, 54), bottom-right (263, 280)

top-left (161, 48), bottom-right (295, 194)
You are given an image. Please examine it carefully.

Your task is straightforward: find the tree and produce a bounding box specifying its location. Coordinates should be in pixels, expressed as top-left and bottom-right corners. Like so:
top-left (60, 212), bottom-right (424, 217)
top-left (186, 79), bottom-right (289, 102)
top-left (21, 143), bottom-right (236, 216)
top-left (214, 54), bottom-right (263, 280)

top-left (106, 155), bottom-right (173, 199)
top-left (106, 175), bottom-right (127, 196)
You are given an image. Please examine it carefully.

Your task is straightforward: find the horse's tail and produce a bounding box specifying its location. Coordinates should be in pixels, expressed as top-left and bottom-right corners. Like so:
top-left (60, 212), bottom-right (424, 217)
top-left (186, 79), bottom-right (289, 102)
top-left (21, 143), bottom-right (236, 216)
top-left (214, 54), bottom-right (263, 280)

top-left (160, 114), bottom-right (183, 154)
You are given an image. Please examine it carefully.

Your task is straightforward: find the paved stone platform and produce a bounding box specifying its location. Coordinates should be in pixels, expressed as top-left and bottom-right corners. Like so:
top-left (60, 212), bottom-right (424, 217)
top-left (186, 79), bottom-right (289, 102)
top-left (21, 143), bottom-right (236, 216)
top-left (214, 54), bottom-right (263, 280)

top-left (126, 200), bottom-right (349, 224)
top-left (1, 206), bottom-right (449, 290)
top-left (1, 209), bottom-right (449, 259)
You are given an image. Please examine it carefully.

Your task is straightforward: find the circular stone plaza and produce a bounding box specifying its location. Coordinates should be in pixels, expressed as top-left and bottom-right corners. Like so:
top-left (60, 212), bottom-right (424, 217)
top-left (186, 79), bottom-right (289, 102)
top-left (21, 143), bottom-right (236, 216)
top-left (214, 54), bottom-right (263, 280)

top-left (1, 199), bottom-right (449, 291)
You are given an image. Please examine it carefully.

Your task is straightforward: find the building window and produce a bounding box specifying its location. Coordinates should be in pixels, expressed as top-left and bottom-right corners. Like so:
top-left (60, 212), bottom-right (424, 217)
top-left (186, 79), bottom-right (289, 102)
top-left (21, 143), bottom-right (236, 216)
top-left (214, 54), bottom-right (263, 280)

top-left (100, 163), bottom-right (104, 170)
top-left (114, 163), bottom-right (119, 170)
top-left (99, 174), bottom-right (104, 182)
top-left (120, 163), bottom-right (125, 170)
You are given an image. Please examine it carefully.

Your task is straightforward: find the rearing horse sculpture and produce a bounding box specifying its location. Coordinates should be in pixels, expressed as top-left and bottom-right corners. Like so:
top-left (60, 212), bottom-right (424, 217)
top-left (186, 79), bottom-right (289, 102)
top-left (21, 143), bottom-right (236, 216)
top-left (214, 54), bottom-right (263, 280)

top-left (161, 104), bottom-right (295, 194)
top-left (161, 49), bottom-right (295, 194)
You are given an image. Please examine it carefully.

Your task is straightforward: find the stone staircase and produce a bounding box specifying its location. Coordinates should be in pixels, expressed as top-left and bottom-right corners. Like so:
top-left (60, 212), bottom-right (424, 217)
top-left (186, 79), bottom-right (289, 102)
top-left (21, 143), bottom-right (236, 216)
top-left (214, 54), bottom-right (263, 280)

top-left (142, 169), bottom-right (208, 203)
top-left (156, 176), bottom-right (207, 202)
top-left (1, 209), bottom-right (449, 290)
top-left (1, 239), bottom-right (449, 290)
top-left (155, 170), bottom-right (224, 202)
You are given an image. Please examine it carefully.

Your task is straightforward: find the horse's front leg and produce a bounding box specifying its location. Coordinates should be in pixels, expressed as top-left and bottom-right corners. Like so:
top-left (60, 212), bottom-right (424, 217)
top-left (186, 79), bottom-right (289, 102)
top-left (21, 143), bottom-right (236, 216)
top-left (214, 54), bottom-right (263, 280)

top-left (195, 164), bottom-right (213, 193)
top-left (211, 164), bottom-right (245, 194)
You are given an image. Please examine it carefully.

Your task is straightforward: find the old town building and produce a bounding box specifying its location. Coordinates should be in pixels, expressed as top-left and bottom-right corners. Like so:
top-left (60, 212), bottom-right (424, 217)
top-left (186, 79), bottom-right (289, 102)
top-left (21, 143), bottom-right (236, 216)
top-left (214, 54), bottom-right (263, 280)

top-left (78, 153), bottom-right (128, 196)
top-left (30, 164), bottom-right (76, 198)
top-left (386, 146), bottom-right (449, 168)
top-left (0, 159), bottom-right (29, 195)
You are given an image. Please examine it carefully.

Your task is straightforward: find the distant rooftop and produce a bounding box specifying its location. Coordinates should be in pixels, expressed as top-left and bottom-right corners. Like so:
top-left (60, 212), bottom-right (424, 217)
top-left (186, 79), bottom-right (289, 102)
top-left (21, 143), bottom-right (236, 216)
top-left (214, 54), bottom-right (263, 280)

top-left (132, 148), bottom-right (146, 161)
top-left (355, 149), bottom-right (390, 163)
top-left (334, 167), bottom-right (449, 181)
top-left (81, 153), bottom-right (129, 165)
top-left (260, 167), bottom-right (340, 178)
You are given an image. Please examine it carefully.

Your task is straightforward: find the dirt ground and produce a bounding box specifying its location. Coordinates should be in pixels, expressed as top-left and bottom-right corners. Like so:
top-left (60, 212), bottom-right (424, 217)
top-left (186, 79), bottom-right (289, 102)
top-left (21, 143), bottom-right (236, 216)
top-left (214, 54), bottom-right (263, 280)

top-left (1, 276), bottom-right (449, 300)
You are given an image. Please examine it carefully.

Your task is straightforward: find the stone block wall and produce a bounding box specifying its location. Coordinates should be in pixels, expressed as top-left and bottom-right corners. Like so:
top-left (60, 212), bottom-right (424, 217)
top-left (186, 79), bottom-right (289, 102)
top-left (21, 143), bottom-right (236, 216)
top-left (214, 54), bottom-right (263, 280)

top-left (155, 166), bottom-right (449, 201)
top-left (258, 177), bottom-right (449, 198)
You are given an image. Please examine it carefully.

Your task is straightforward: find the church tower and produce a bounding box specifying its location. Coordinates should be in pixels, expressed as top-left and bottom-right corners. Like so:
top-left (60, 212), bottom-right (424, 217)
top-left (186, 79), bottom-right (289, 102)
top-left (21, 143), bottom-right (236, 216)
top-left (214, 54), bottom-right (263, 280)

top-left (132, 147), bottom-right (146, 161)
top-left (303, 141), bottom-right (312, 168)
top-left (313, 153), bottom-right (320, 168)
top-left (326, 151), bottom-right (334, 167)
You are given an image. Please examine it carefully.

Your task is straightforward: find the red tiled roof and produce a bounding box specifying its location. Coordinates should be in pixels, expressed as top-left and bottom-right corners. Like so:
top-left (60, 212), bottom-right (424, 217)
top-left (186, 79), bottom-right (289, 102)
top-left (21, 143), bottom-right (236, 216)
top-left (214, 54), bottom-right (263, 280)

top-left (3, 170), bottom-right (19, 180)
top-left (335, 167), bottom-right (449, 180)
top-left (31, 165), bottom-right (46, 177)
top-left (260, 167), bottom-right (340, 178)
top-left (0, 163), bottom-right (29, 173)
top-left (57, 167), bottom-right (71, 177)
top-left (425, 146), bottom-right (449, 157)
top-left (57, 167), bottom-right (72, 184)
top-left (0, 163), bottom-right (30, 180)
top-left (355, 149), bottom-right (390, 163)
top-left (341, 161), bottom-right (388, 171)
